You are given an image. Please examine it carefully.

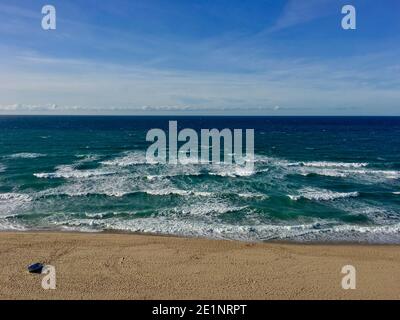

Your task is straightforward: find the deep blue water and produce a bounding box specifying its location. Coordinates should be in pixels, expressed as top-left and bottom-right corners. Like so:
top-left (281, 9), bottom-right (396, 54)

top-left (1, 116), bottom-right (400, 242)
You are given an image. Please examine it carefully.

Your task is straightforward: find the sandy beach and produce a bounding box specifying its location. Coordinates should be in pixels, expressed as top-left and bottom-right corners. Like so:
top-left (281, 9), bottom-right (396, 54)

top-left (0, 231), bottom-right (399, 300)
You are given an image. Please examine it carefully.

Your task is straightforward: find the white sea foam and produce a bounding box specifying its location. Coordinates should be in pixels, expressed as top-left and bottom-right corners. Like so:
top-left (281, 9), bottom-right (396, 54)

top-left (75, 154), bottom-right (100, 163)
top-left (238, 192), bottom-right (268, 199)
top-left (101, 151), bottom-right (156, 166)
top-left (34, 165), bottom-right (115, 179)
top-left (39, 171), bottom-right (209, 199)
top-left (39, 174), bottom-right (136, 197)
top-left (42, 186), bottom-right (212, 199)
top-left (145, 189), bottom-right (191, 196)
top-left (393, 192), bottom-right (400, 195)
top-left (0, 193), bottom-right (32, 202)
top-left (328, 200), bottom-right (398, 225)
top-left (7, 153), bottom-right (46, 159)
top-left (193, 191), bottom-right (214, 197)
top-left (297, 168), bottom-right (349, 177)
top-left (296, 167), bottom-right (400, 180)
top-left (48, 216), bottom-right (400, 243)
top-left (167, 202), bottom-right (247, 217)
top-left (0, 164), bottom-right (6, 173)
top-left (291, 161), bottom-right (368, 168)
top-left (254, 155), bottom-right (287, 164)
top-left (0, 219), bottom-right (26, 231)
top-left (6, 149), bottom-right (400, 243)
top-left (254, 156), bottom-right (399, 182)
top-left (288, 188), bottom-right (359, 201)
top-left (42, 186), bottom-right (129, 198)
top-left (209, 164), bottom-right (255, 177)
top-left (0, 193), bottom-right (32, 217)
top-left (370, 170), bottom-right (400, 179)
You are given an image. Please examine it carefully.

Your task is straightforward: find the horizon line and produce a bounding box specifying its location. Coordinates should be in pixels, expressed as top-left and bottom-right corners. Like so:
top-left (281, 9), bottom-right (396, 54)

top-left (1, 114), bottom-right (400, 117)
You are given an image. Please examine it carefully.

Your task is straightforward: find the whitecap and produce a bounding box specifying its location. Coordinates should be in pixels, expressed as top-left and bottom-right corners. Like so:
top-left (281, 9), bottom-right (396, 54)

top-left (101, 151), bottom-right (155, 166)
top-left (7, 153), bottom-right (46, 159)
top-left (145, 189), bottom-right (191, 196)
top-left (209, 164), bottom-right (255, 177)
top-left (291, 161), bottom-right (368, 168)
top-left (34, 165), bottom-right (115, 179)
top-left (75, 154), bottom-right (100, 163)
top-left (0, 193), bottom-right (32, 202)
top-left (238, 192), bottom-right (268, 200)
top-left (297, 168), bottom-right (349, 177)
top-left (288, 188), bottom-right (359, 201)
top-left (297, 167), bottom-right (400, 180)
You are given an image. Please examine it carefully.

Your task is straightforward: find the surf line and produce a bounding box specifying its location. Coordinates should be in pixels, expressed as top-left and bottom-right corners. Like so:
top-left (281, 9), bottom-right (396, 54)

top-left (146, 120), bottom-right (254, 170)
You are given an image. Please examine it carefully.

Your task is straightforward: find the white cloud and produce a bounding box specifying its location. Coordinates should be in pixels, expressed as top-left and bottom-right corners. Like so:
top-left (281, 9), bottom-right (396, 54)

top-left (269, 0), bottom-right (336, 32)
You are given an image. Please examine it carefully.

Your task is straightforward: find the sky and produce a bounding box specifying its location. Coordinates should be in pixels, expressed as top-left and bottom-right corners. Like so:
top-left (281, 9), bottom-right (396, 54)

top-left (0, 0), bottom-right (399, 115)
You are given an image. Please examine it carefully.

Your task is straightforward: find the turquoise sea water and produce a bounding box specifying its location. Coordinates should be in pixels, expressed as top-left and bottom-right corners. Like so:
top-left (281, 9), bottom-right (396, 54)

top-left (1, 116), bottom-right (400, 243)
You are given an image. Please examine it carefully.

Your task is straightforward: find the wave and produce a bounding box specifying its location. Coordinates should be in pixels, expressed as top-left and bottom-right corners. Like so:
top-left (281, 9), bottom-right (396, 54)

top-left (75, 154), bottom-right (100, 161)
top-left (6, 153), bottom-right (46, 159)
top-left (296, 167), bottom-right (400, 180)
top-left (253, 155), bottom-right (399, 181)
top-left (0, 193), bottom-right (32, 217)
top-left (289, 161), bottom-right (368, 168)
top-left (254, 156), bottom-right (368, 168)
top-left (327, 200), bottom-right (399, 225)
top-left (288, 188), bottom-right (359, 201)
top-left (164, 202), bottom-right (248, 217)
top-left (42, 188), bottom-right (267, 201)
top-left (237, 192), bottom-right (268, 199)
top-left (38, 171), bottom-right (216, 198)
top-left (144, 189), bottom-right (191, 196)
top-left (0, 219), bottom-right (26, 231)
top-left (39, 177), bottom-right (268, 201)
top-left (0, 193), bottom-right (32, 202)
top-left (69, 151), bottom-right (398, 183)
top-left (297, 168), bottom-right (348, 177)
top-left (208, 164), bottom-right (255, 177)
top-left (102, 152), bottom-right (255, 179)
top-left (0, 164), bottom-right (6, 173)
top-left (34, 165), bottom-right (115, 179)
top-left (101, 151), bottom-right (155, 166)
top-left (44, 217), bottom-right (400, 243)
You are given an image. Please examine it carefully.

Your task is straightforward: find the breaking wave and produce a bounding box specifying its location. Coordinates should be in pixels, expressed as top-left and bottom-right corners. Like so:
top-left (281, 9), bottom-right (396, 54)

top-left (288, 188), bottom-right (359, 201)
top-left (0, 193), bottom-right (32, 217)
top-left (1, 149), bottom-right (398, 244)
top-left (44, 217), bottom-right (400, 243)
top-left (289, 161), bottom-right (368, 168)
top-left (34, 165), bottom-right (115, 179)
top-left (6, 153), bottom-right (46, 159)
top-left (101, 151), bottom-right (154, 166)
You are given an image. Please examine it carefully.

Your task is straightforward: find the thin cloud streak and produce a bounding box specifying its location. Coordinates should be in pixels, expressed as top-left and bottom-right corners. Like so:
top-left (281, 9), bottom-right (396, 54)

top-left (268, 0), bottom-right (337, 32)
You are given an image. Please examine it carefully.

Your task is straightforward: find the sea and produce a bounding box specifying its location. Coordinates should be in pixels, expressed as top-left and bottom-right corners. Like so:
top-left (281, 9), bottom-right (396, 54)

top-left (1, 116), bottom-right (400, 243)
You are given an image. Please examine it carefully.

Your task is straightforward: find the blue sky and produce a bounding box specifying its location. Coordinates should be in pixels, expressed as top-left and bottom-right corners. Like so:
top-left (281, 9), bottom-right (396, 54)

top-left (0, 0), bottom-right (399, 115)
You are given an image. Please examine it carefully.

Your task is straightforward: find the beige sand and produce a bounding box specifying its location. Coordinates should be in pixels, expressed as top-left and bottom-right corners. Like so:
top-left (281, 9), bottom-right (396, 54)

top-left (0, 231), bottom-right (399, 300)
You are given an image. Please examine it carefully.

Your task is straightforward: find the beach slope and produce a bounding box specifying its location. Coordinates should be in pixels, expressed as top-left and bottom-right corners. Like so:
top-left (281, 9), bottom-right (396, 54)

top-left (0, 232), bottom-right (399, 300)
